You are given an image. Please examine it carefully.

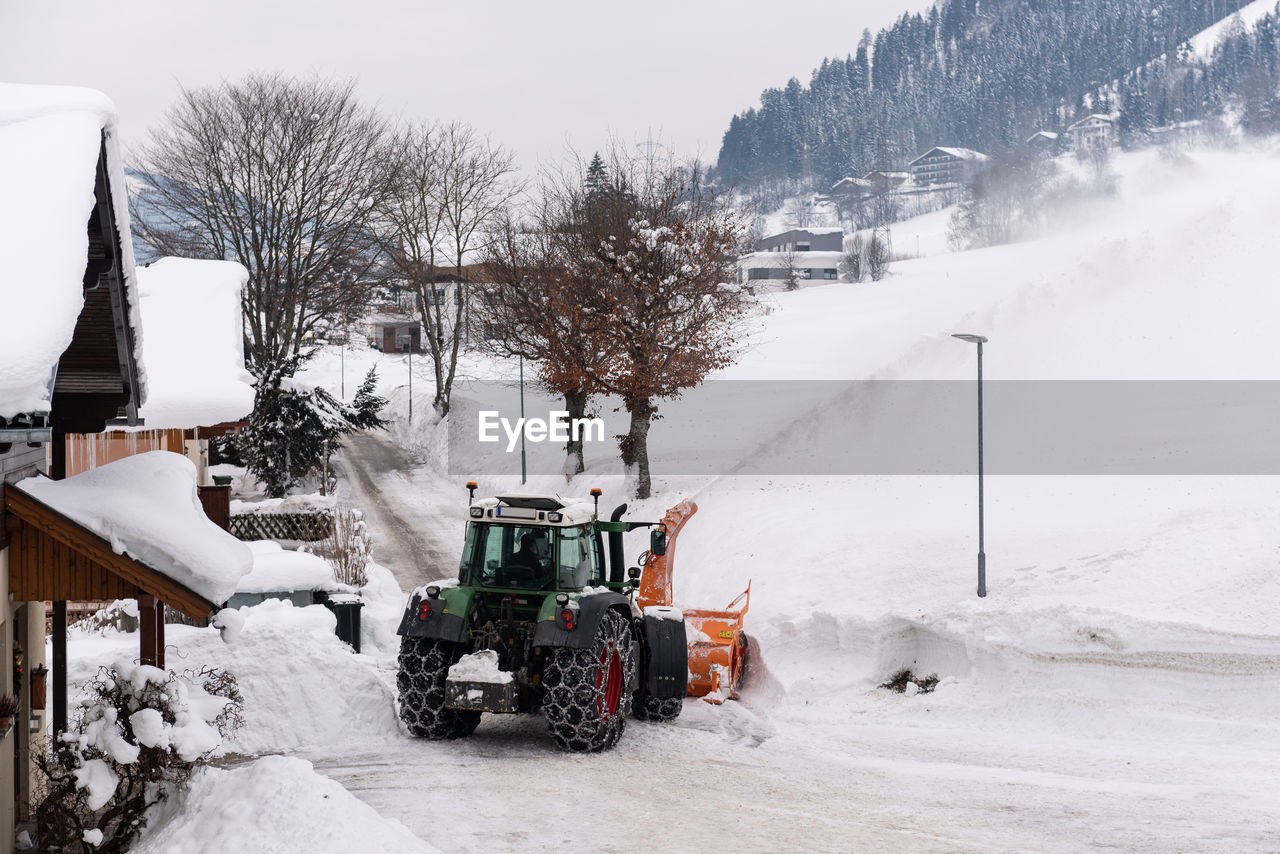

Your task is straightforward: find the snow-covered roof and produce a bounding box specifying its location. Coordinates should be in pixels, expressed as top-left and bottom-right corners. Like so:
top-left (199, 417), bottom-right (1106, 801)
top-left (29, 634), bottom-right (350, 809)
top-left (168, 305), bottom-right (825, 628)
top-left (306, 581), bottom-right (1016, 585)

top-left (1068, 114), bottom-right (1115, 129)
top-left (864, 170), bottom-right (911, 179)
top-left (368, 312), bottom-right (420, 326)
top-left (1026, 131), bottom-right (1060, 142)
top-left (739, 251), bottom-right (844, 269)
top-left (831, 176), bottom-right (872, 190)
top-left (127, 258), bottom-right (253, 430)
top-left (0, 83), bottom-right (146, 419)
top-left (910, 147), bottom-right (989, 166)
top-left (236, 541), bottom-right (345, 594)
top-left (19, 451), bottom-right (252, 605)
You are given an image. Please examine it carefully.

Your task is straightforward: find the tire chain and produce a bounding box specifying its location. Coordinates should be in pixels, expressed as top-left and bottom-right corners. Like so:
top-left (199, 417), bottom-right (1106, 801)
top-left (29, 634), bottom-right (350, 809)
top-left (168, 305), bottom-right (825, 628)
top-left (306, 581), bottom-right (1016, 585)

top-left (543, 610), bottom-right (636, 751)
top-left (634, 694), bottom-right (683, 721)
top-left (397, 636), bottom-right (481, 739)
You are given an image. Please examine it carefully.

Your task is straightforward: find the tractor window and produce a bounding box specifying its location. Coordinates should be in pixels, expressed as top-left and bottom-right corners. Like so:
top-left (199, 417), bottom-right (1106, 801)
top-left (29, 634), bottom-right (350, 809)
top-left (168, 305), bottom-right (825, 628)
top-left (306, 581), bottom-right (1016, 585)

top-left (457, 522), bottom-right (480, 582)
top-left (468, 523), bottom-right (553, 589)
top-left (557, 526), bottom-right (593, 589)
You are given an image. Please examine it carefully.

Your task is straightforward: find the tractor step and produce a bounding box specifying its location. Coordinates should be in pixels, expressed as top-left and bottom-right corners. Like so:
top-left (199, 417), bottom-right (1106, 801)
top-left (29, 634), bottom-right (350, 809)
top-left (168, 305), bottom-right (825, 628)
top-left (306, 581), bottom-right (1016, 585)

top-left (445, 678), bottom-right (518, 713)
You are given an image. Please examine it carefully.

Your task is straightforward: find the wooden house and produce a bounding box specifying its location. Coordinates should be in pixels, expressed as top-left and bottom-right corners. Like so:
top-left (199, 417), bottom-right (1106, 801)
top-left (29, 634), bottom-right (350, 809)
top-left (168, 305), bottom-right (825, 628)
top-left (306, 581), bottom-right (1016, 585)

top-left (0, 84), bottom-right (251, 845)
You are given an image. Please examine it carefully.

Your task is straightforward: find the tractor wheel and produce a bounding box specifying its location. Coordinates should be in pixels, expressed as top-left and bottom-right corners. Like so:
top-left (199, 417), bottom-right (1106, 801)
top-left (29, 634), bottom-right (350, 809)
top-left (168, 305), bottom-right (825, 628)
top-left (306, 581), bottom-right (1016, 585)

top-left (543, 609), bottom-right (635, 752)
top-left (397, 636), bottom-right (481, 740)
top-left (730, 631), bottom-right (752, 695)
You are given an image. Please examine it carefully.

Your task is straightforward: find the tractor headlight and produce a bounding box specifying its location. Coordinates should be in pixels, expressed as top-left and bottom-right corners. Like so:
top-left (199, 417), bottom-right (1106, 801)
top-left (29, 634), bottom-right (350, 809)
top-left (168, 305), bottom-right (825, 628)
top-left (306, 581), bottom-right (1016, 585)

top-left (547, 512), bottom-right (563, 523)
top-left (426, 586), bottom-right (441, 598)
top-left (555, 593), bottom-right (569, 607)
top-left (469, 507), bottom-right (483, 518)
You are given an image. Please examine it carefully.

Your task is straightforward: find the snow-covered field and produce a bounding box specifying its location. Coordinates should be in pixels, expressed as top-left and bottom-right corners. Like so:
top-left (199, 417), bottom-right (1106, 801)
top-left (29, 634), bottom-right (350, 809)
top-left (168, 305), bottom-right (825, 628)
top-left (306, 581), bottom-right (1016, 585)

top-left (71, 143), bottom-right (1280, 852)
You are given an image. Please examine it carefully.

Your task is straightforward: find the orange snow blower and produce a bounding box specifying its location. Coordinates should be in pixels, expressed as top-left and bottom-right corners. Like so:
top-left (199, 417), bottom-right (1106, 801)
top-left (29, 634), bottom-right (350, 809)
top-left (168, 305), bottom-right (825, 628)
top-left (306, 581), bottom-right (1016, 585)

top-left (637, 500), bottom-right (753, 703)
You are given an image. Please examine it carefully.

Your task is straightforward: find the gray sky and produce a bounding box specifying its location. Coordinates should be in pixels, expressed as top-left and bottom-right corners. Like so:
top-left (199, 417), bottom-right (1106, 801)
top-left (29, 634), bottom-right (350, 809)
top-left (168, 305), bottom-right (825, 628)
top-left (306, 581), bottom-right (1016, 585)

top-left (4, 0), bottom-right (929, 174)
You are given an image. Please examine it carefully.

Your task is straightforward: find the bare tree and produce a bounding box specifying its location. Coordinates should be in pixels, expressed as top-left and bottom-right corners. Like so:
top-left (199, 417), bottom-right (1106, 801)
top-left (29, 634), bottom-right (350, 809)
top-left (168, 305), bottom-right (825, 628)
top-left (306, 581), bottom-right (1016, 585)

top-left (377, 122), bottom-right (519, 418)
top-left (477, 207), bottom-right (606, 477)
top-left (839, 233), bottom-right (865, 282)
top-left (132, 73), bottom-right (392, 371)
top-left (782, 196), bottom-right (814, 228)
top-left (779, 245), bottom-right (803, 291)
top-left (867, 232), bottom-right (892, 281)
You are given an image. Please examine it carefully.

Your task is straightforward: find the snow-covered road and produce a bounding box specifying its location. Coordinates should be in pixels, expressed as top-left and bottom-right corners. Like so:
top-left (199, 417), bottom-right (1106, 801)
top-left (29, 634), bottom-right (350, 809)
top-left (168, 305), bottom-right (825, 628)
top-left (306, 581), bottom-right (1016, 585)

top-left (334, 429), bottom-right (462, 592)
top-left (309, 652), bottom-right (1280, 854)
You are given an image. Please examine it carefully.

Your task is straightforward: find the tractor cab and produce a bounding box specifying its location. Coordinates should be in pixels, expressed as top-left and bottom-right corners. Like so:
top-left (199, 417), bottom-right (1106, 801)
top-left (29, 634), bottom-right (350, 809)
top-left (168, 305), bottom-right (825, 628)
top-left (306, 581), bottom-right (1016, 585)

top-left (461, 494), bottom-right (606, 591)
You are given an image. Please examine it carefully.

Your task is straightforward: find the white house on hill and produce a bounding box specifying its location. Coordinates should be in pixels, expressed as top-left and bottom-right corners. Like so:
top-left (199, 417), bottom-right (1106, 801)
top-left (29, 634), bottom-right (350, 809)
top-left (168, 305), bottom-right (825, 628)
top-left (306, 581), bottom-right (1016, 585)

top-left (739, 228), bottom-right (845, 287)
top-left (1066, 114), bottom-right (1116, 156)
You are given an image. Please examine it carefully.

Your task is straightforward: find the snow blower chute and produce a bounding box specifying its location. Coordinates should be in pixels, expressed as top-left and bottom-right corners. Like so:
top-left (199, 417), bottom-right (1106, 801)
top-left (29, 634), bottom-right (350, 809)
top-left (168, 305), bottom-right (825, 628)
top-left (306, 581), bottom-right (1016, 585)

top-left (636, 500), bottom-right (753, 703)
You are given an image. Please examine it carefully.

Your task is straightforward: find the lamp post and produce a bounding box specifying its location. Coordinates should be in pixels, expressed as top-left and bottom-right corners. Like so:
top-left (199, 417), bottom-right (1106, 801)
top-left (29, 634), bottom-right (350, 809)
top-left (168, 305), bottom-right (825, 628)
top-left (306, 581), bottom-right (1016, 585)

top-left (952, 333), bottom-right (988, 597)
top-left (519, 356), bottom-right (527, 485)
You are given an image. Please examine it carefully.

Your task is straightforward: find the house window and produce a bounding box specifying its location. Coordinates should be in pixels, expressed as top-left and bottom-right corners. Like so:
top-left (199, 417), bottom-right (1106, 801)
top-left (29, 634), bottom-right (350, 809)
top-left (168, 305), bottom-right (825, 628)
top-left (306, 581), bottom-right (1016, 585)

top-left (796, 242), bottom-right (811, 251)
top-left (823, 269), bottom-right (837, 279)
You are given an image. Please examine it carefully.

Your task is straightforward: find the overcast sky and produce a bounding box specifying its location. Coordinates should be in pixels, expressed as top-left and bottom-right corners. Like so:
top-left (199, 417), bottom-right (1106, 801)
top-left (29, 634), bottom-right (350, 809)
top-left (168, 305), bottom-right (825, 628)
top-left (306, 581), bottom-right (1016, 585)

top-left (4, 0), bottom-right (929, 174)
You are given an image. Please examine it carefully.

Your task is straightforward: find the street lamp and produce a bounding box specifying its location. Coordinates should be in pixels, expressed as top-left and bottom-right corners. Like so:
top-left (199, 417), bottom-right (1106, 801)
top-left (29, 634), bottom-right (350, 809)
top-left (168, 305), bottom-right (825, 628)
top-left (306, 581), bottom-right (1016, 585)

top-left (519, 356), bottom-right (527, 485)
top-left (952, 333), bottom-right (988, 598)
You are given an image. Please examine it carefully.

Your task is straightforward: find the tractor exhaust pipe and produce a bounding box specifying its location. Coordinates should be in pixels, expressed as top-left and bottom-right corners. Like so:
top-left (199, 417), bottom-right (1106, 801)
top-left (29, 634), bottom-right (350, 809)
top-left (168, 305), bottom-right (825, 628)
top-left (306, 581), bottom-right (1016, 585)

top-left (608, 503), bottom-right (628, 583)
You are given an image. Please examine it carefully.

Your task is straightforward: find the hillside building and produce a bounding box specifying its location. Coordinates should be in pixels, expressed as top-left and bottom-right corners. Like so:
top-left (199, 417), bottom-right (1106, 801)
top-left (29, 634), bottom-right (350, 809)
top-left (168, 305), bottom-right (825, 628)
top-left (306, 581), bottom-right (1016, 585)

top-left (740, 228), bottom-right (844, 287)
top-left (908, 147), bottom-right (989, 186)
top-left (1066, 114), bottom-right (1116, 155)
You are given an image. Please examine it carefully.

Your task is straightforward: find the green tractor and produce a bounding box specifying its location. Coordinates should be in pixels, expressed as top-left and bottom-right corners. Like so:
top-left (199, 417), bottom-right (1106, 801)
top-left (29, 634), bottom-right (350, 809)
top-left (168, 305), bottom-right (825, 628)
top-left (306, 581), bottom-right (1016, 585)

top-left (395, 487), bottom-right (689, 752)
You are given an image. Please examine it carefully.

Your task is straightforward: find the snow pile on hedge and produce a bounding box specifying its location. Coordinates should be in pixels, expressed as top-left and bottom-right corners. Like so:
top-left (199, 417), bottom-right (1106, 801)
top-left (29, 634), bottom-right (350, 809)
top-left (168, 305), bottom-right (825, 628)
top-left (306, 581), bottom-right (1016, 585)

top-left (230, 492), bottom-right (336, 515)
top-left (133, 755), bottom-right (442, 854)
top-left (20, 452), bottom-right (251, 604)
top-left (237, 541), bottom-right (346, 594)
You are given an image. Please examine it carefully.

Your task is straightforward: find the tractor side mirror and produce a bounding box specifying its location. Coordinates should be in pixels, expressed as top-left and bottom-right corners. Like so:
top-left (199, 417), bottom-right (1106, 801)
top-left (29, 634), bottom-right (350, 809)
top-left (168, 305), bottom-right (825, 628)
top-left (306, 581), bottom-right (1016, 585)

top-left (649, 528), bottom-right (667, 557)
top-left (627, 566), bottom-right (641, 582)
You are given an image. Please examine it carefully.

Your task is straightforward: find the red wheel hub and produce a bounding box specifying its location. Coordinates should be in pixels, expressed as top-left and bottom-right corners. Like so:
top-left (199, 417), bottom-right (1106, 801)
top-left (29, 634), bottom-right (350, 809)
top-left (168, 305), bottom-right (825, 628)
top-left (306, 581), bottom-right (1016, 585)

top-left (596, 644), bottom-right (622, 718)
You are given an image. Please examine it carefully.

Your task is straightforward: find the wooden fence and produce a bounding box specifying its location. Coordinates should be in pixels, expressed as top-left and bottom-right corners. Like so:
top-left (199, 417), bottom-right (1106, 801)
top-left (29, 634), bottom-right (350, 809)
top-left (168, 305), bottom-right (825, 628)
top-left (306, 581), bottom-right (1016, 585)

top-left (229, 510), bottom-right (333, 543)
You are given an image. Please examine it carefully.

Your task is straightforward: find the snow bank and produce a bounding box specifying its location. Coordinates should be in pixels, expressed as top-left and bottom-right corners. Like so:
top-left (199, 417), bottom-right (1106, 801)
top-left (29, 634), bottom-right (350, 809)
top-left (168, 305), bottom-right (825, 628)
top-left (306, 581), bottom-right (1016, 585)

top-left (0, 82), bottom-right (144, 419)
top-left (19, 452), bottom-right (251, 605)
top-left (183, 600), bottom-right (398, 754)
top-left (129, 258), bottom-right (254, 429)
top-left (237, 541), bottom-right (343, 594)
top-left (133, 755), bottom-right (441, 854)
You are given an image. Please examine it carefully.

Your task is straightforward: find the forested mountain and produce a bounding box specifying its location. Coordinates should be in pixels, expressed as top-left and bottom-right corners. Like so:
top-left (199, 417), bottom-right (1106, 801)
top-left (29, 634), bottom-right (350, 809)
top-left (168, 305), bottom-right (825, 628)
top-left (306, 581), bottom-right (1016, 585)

top-left (716, 0), bottom-right (1280, 193)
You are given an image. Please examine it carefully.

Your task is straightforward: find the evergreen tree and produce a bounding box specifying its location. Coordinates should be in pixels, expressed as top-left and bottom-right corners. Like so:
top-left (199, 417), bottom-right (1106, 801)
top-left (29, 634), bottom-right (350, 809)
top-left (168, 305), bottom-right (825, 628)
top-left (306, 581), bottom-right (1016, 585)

top-left (713, 0), bottom-right (1260, 192)
top-left (236, 352), bottom-right (387, 497)
top-left (584, 152), bottom-right (609, 198)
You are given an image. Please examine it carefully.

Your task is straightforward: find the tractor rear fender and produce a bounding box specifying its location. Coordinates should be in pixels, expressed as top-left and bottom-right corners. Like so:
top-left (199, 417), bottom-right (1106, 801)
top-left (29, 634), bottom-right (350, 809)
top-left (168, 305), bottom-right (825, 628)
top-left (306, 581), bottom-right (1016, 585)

top-left (641, 611), bottom-right (689, 699)
top-left (397, 586), bottom-right (472, 643)
top-left (532, 591), bottom-right (633, 650)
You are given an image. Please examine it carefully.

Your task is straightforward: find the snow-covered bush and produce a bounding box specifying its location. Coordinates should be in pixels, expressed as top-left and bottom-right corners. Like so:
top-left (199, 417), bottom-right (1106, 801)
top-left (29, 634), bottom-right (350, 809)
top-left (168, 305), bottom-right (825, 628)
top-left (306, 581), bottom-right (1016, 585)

top-left (72, 600), bottom-right (140, 636)
top-left (36, 663), bottom-right (243, 854)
